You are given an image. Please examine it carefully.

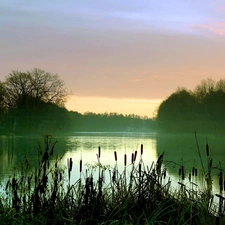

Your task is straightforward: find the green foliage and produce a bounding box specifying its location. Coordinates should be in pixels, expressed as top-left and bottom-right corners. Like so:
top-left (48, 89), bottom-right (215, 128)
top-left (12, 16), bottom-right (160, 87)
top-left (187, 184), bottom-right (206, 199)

top-left (157, 78), bottom-right (225, 132)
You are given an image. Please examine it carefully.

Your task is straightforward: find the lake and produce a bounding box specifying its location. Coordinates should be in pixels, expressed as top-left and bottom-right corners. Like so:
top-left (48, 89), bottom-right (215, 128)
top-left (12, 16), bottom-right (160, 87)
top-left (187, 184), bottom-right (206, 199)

top-left (0, 132), bottom-right (224, 197)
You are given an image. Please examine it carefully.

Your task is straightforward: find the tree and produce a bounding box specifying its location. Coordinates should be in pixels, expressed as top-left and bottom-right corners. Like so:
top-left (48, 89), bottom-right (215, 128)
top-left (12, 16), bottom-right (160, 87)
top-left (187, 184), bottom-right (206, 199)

top-left (193, 78), bottom-right (215, 102)
top-left (3, 68), bottom-right (68, 109)
top-left (156, 88), bottom-right (199, 131)
top-left (215, 79), bottom-right (225, 92)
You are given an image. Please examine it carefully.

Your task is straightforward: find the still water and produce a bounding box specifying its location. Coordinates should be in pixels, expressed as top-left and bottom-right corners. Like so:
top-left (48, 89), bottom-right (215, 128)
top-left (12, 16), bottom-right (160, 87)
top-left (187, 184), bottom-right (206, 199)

top-left (0, 132), bottom-right (225, 197)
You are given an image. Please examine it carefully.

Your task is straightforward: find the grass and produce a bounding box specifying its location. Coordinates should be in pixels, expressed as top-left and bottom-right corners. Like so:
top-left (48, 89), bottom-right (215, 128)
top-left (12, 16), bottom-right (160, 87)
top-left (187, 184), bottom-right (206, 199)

top-left (0, 135), bottom-right (224, 225)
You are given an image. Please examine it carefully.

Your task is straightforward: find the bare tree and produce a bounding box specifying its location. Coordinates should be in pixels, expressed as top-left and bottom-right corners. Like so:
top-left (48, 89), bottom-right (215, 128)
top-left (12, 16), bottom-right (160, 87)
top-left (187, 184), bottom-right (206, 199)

top-left (3, 68), bottom-right (68, 108)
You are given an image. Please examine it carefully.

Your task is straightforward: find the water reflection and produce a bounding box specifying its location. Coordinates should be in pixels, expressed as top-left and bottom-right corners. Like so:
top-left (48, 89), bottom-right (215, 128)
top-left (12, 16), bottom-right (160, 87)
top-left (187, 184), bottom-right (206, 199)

top-left (156, 133), bottom-right (225, 195)
top-left (60, 132), bottom-right (159, 184)
top-left (0, 135), bottom-right (67, 182)
top-left (0, 132), bottom-right (224, 199)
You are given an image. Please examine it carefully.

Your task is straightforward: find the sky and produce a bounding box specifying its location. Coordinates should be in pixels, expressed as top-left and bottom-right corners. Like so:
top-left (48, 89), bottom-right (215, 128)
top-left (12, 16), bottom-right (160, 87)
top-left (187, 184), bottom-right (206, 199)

top-left (1, 0), bottom-right (225, 117)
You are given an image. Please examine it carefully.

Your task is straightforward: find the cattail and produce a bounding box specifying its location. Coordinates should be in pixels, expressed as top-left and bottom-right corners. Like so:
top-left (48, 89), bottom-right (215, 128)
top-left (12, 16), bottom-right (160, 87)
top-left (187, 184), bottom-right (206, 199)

top-left (124, 154), bottom-right (127, 166)
top-left (131, 153), bottom-right (134, 164)
top-left (192, 167), bottom-right (195, 176)
top-left (114, 151), bottom-right (117, 162)
top-left (206, 143), bottom-right (209, 157)
top-left (70, 158), bottom-right (73, 172)
top-left (80, 159), bottom-right (82, 173)
top-left (141, 144), bottom-right (143, 155)
top-left (195, 168), bottom-right (198, 176)
top-left (181, 166), bottom-right (185, 180)
top-left (134, 150), bottom-right (137, 162)
top-left (98, 146), bottom-right (101, 158)
top-left (189, 173), bottom-right (191, 181)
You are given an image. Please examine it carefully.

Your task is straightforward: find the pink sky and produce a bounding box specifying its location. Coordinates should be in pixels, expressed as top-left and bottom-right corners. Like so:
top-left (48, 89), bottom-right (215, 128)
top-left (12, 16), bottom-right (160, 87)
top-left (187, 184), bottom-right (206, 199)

top-left (1, 1), bottom-right (225, 117)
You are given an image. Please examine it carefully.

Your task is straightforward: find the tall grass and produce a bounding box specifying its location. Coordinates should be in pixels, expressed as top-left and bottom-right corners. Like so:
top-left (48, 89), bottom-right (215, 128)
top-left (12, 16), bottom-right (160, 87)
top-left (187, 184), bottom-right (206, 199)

top-left (0, 135), bottom-right (223, 224)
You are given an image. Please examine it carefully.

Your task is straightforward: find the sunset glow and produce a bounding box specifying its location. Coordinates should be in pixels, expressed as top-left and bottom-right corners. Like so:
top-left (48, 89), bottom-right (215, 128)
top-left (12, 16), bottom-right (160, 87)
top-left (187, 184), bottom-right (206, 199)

top-left (1, 1), bottom-right (225, 117)
top-left (65, 96), bottom-right (162, 118)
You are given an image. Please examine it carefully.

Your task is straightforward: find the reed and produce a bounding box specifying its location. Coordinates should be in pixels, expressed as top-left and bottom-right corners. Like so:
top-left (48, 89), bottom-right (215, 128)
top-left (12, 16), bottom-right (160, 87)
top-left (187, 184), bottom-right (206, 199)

top-left (0, 135), bottom-right (224, 225)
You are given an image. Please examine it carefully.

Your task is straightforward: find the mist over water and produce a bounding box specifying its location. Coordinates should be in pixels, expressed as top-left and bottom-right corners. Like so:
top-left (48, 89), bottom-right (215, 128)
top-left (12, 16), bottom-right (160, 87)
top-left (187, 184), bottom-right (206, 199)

top-left (0, 132), bottom-right (224, 196)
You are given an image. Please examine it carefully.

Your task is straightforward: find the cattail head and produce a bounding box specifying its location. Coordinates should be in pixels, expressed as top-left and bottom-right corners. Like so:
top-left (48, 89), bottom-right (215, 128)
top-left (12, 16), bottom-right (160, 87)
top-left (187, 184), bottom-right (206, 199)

top-left (181, 166), bottom-right (185, 180)
top-left (192, 167), bottom-right (195, 176)
top-left (131, 153), bottom-right (134, 164)
top-left (134, 150), bottom-right (137, 162)
top-left (188, 173), bottom-right (191, 181)
top-left (124, 154), bottom-right (127, 166)
top-left (141, 144), bottom-right (143, 155)
top-left (80, 159), bottom-right (82, 173)
top-left (70, 158), bottom-right (73, 172)
top-left (114, 151), bottom-right (117, 162)
top-left (98, 146), bottom-right (101, 158)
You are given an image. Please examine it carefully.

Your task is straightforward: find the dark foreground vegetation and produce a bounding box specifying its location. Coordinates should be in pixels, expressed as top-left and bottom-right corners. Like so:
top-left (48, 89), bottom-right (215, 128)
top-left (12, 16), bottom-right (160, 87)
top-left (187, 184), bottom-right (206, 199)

top-left (0, 135), bottom-right (224, 225)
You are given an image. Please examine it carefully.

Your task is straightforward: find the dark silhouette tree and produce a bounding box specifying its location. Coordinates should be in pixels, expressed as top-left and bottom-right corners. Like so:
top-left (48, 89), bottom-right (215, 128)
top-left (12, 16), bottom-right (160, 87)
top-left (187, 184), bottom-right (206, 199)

top-left (1, 69), bottom-right (69, 133)
top-left (3, 68), bottom-right (68, 109)
top-left (157, 88), bottom-right (199, 131)
top-left (193, 78), bottom-right (215, 103)
top-left (215, 79), bottom-right (225, 92)
top-left (156, 78), bottom-right (225, 132)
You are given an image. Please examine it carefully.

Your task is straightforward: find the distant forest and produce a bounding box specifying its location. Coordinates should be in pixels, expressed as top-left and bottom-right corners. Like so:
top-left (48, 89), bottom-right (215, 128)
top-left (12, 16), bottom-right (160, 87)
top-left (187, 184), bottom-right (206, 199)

top-left (0, 68), bottom-right (156, 134)
top-left (156, 78), bottom-right (225, 133)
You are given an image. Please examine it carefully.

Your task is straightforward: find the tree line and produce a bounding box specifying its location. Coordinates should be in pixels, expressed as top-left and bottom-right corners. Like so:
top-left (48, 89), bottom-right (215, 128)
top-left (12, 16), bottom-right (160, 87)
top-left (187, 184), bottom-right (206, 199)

top-left (156, 78), bottom-right (225, 133)
top-left (71, 112), bottom-right (156, 132)
top-left (0, 68), bottom-right (155, 134)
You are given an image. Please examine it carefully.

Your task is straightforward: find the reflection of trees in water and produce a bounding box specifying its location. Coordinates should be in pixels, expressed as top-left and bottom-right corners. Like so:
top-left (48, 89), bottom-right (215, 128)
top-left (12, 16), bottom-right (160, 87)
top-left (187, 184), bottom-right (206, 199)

top-left (0, 136), bottom-right (68, 181)
top-left (156, 133), bottom-right (225, 193)
top-left (0, 136), bottom-right (16, 178)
